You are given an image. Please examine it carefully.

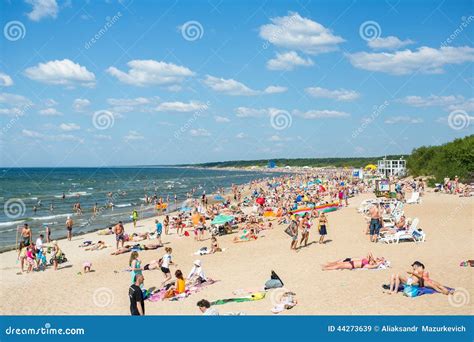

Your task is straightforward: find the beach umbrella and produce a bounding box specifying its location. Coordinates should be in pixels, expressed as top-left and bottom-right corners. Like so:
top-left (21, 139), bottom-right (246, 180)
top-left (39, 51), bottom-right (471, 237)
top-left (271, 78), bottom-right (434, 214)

top-left (256, 197), bottom-right (265, 205)
top-left (211, 214), bottom-right (234, 225)
top-left (295, 195), bottom-right (303, 202)
top-left (318, 185), bottom-right (326, 192)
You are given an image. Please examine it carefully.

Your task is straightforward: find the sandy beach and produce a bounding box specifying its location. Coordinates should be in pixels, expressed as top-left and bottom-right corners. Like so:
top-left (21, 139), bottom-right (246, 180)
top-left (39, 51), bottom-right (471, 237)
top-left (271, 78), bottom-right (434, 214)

top-left (0, 188), bottom-right (472, 316)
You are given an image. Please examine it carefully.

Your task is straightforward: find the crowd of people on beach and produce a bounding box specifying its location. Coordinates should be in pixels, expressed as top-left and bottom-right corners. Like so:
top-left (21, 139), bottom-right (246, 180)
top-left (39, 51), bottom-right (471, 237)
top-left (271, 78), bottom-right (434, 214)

top-left (13, 168), bottom-right (466, 315)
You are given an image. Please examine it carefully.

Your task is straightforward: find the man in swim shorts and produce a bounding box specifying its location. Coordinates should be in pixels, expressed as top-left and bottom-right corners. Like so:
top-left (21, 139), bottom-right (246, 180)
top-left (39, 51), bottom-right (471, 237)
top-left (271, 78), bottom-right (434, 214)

top-left (368, 204), bottom-right (381, 243)
top-left (114, 221), bottom-right (125, 250)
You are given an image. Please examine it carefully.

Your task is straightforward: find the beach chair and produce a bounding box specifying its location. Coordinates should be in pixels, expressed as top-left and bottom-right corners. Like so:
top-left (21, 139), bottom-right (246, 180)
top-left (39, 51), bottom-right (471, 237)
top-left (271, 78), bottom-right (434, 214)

top-left (406, 192), bottom-right (421, 204)
top-left (379, 218), bottom-right (422, 244)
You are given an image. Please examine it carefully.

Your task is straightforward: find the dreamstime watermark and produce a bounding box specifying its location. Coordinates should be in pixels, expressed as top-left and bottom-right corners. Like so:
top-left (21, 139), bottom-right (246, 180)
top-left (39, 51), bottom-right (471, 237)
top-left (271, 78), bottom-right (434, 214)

top-left (448, 287), bottom-right (470, 308)
top-left (359, 20), bottom-right (382, 41)
top-left (92, 110), bottom-right (115, 130)
top-left (441, 16), bottom-right (474, 47)
top-left (173, 101), bottom-right (211, 139)
top-left (84, 191), bottom-right (120, 227)
top-left (84, 12), bottom-right (122, 49)
top-left (3, 198), bottom-right (26, 219)
top-left (351, 100), bottom-right (389, 139)
top-left (270, 109), bottom-right (292, 130)
top-left (0, 103), bottom-right (33, 136)
top-left (262, 13), bottom-right (298, 49)
top-left (3, 20), bottom-right (26, 41)
top-left (447, 109), bottom-right (471, 130)
top-left (5, 323), bottom-right (85, 336)
top-left (181, 20), bottom-right (204, 41)
top-left (93, 287), bottom-right (114, 307)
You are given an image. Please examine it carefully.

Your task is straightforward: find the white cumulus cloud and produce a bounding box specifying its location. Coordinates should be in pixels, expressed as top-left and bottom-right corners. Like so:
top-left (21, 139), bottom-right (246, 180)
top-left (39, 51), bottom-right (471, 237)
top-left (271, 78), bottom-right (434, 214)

top-left (26, 0), bottom-right (58, 21)
top-left (368, 36), bottom-right (414, 50)
top-left (73, 98), bottom-right (91, 112)
top-left (259, 12), bottom-right (344, 54)
top-left (348, 46), bottom-right (474, 75)
top-left (107, 60), bottom-right (195, 87)
top-left (0, 72), bottom-right (13, 87)
top-left (305, 87), bottom-right (360, 101)
top-left (155, 101), bottom-right (208, 112)
top-left (24, 59), bottom-right (96, 87)
top-left (266, 51), bottom-right (314, 71)
top-left (293, 109), bottom-right (349, 119)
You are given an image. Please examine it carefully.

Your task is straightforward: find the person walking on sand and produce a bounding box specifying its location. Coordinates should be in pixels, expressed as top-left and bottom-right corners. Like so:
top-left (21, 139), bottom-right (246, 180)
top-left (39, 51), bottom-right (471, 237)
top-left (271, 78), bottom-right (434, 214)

top-left (66, 216), bottom-right (74, 241)
top-left (164, 215), bottom-right (170, 235)
top-left (318, 212), bottom-right (328, 244)
top-left (155, 219), bottom-right (163, 246)
top-left (129, 274), bottom-right (145, 316)
top-left (289, 219), bottom-right (298, 251)
top-left (129, 251), bottom-right (142, 284)
top-left (21, 223), bottom-right (32, 246)
top-left (132, 210), bottom-right (138, 228)
top-left (114, 221), bottom-right (125, 250)
top-left (160, 247), bottom-right (175, 286)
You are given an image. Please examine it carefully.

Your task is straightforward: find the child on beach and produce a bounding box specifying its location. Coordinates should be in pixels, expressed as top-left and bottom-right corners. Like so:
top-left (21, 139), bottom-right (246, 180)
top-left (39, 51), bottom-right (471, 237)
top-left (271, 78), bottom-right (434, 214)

top-left (210, 237), bottom-right (222, 253)
top-left (129, 251), bottom-right (142, 284)
top-left (83, 261), bottom-right (92, 273)
top-left (160, 247), bottom-right (175, 286)
top-left (155, 219), bottom-right (163, 246)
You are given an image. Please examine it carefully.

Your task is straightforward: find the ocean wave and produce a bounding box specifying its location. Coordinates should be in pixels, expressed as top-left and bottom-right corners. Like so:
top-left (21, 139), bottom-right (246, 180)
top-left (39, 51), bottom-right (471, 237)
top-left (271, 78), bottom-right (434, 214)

top-left (31, 213), bottom-right (72, 221)
top-left (115, 203), bottom-right (132, 208)
top-left (0, 220), bottom-right (24, 228)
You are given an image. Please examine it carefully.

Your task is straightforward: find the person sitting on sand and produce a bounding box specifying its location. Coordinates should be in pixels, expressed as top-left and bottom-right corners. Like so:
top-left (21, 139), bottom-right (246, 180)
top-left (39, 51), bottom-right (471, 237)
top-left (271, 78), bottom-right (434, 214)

top-left (413, 261), bottom-right (453, 295)
top-left (165, 270), bottom-right (186, 298)
top-left (210, 237), bottom-right (222, 254)
top-left (187, 259), bottom-right (207, 285)
top-left (322, 253), bottom-right (384, 271)
top-left (83, 261), bottom-right (92, 273)
top-left (385, 261), bottom-right (423, 295)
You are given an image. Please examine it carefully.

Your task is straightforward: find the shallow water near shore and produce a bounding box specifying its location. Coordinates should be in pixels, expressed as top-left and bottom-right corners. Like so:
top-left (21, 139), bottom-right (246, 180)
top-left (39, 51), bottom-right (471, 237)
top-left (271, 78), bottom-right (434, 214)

top-left (0, 166), bottom-right (283, 251)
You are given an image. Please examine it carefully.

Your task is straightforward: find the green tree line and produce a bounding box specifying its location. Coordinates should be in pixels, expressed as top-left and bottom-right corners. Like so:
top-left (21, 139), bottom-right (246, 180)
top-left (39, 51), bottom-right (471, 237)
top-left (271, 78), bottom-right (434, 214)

top-left (407, 135), bottom-right (474, 183)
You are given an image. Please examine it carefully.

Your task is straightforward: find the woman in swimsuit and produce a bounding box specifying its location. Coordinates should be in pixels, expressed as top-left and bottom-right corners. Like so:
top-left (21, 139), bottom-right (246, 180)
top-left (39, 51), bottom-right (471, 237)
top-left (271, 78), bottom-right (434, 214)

top-left (129, 251), bottom-right (142, 284)
top-left (322, 253), bottom-right (382, 270)
top-left (210, 236), bottom-right (222, 253)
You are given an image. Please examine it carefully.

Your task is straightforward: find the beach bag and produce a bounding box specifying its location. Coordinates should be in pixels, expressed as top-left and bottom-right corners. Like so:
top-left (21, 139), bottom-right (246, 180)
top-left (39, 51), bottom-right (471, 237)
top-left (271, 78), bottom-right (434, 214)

top-left (403, 285), bottom-right (420, 298)
top-left (265, 279), bottom-right (283, 289)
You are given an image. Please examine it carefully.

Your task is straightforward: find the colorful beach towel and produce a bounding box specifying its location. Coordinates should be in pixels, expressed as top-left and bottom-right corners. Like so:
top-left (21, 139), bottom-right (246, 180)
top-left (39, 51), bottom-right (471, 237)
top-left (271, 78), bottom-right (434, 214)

top-left (211, 292), bottom-right (266, 306)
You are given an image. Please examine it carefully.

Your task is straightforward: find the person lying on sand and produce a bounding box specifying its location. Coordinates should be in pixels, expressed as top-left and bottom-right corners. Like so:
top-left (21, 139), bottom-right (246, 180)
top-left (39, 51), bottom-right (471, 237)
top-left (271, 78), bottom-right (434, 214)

top-left (111, 246), bottom-right (132, 255)
top-left (233, 228), bottom-right (257, 243)
top-left (85, 241), bottom-right (108, 251)
top-left (322, 253), bottom-right (385, 270)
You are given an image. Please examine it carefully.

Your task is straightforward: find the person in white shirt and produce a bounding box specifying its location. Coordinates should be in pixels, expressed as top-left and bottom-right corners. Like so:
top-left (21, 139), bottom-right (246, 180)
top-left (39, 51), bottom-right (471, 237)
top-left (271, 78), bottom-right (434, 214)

top-left (160, 247), bottom-right (174, 287)
top-left (187, 259), bottom-right (207, 285)
top-left (197, 299), bottom-right (219, 316)
top-left (35, 234), bottom-right (44, 252)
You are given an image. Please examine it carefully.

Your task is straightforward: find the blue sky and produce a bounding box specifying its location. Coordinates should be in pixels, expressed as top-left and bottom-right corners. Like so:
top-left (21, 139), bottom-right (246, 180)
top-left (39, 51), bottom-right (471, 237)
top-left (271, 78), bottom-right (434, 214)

top-left (0, 0), bottom-right (473, 167)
